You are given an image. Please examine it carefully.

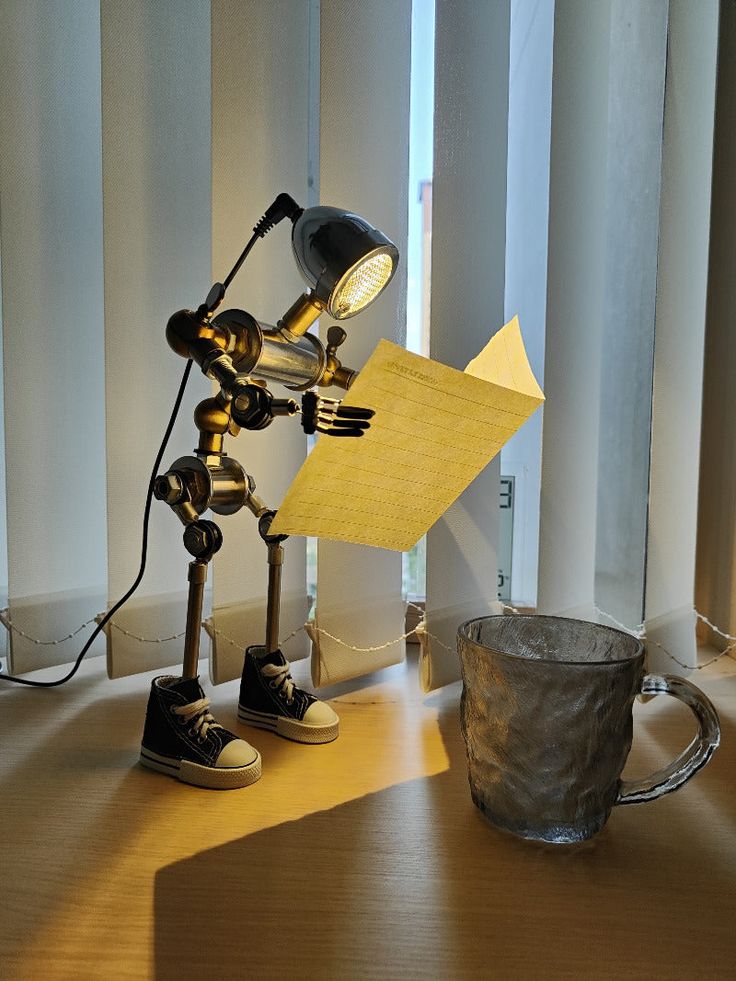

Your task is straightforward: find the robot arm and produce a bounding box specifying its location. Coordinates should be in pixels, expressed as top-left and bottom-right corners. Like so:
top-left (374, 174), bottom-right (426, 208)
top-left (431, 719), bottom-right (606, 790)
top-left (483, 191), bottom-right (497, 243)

top-left (167, 304), bottom-right (373, 438)
top-left (166, 306), bottom-right (362, 391)
top-left (228, 380), bottom-right (374, 438)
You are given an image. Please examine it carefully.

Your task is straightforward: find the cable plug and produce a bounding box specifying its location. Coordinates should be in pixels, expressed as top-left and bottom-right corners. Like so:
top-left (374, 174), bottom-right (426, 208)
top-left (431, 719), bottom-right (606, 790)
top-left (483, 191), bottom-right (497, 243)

top-left (253, 192), bottom-right (303, 238)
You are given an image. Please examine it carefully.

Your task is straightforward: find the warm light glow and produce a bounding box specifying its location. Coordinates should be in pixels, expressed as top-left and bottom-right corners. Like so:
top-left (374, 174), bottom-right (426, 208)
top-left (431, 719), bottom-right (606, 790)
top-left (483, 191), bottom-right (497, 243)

top-left (332, 252), bottom-right (394, 318)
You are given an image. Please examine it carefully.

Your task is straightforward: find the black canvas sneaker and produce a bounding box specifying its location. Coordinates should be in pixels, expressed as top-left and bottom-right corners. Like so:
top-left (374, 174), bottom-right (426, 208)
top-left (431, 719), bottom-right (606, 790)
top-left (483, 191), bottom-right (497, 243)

top-left (140, 675), bottom-right (262, 789)
top-left (237, 646), bottom-right (339, 744)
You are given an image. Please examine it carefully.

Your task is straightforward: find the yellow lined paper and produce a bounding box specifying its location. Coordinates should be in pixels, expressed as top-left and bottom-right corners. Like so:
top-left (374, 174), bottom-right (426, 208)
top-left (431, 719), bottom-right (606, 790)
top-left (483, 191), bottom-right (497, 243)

top-left (270, 316), bottom-right (544, 550)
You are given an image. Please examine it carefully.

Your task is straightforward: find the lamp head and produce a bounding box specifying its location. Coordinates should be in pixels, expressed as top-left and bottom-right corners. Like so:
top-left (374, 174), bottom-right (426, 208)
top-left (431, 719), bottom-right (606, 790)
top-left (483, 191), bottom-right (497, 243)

top-left (291, 205), bottom-right (399, 320)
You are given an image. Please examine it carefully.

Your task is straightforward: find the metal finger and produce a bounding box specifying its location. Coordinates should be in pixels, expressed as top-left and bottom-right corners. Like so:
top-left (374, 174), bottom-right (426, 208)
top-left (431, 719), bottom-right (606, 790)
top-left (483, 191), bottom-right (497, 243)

top-left (316, 425), bottom-right (365, 437)
top-left (316, 407), bottom-right (338, 422)
top-left (325, 417), bottom-right (371, 429)
top-left (334, 406), bottom-right (375, 420)
top-left (316, 397), bottom-right (341, 411)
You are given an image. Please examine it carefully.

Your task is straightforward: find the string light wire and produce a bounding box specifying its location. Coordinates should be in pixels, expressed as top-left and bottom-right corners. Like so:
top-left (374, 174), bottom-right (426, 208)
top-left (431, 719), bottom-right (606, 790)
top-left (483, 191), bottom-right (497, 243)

top-left (4, 598), bottom-right (732, 679)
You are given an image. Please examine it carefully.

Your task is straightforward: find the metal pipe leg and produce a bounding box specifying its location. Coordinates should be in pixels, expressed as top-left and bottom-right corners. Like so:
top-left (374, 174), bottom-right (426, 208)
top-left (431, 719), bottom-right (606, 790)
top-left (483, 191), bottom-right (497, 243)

top-left (182, 560), bottom-right (208, 678)
top-left (265, 543), bottom-right (284, 654)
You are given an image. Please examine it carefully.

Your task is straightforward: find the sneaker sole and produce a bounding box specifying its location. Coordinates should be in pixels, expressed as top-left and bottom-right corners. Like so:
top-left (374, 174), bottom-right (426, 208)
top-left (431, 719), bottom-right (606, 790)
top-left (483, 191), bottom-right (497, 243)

top-left (139, 746), bottom-right (262, 789)
top-left (237, 705), bottom-right (339, 744)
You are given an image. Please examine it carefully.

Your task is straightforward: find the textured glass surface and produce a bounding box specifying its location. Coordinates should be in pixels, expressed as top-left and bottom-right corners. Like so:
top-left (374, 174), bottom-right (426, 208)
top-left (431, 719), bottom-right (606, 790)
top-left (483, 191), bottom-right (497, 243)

top-left (457, 615), bottom-right (720, 843)
top-left (458, 616), bottom-right (644, 843)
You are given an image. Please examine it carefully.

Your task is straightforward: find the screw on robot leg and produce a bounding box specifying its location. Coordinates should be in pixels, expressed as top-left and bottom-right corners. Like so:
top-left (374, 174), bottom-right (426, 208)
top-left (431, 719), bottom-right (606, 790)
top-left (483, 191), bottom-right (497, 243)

top-left (183, 519), bottom-right (223, 561)
top-left (257, 510), bottom-right (288, 545)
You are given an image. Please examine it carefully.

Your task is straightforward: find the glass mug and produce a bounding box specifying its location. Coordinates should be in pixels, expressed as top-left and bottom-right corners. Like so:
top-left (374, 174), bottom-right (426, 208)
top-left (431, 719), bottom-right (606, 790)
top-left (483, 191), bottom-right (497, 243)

top-left (457, 615), bottom-right (720, 844)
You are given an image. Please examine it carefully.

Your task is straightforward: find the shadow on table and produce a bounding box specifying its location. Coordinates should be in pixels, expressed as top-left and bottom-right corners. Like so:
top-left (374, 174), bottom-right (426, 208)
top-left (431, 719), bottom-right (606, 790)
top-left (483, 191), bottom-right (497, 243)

top-left (154, 674), bottom-right (736, 980)
top-left (0, 683), bottom-right (159, 962)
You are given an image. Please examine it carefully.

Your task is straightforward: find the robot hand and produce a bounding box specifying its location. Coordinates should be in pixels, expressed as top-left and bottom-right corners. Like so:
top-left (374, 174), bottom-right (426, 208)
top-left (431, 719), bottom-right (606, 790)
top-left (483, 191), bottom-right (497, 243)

top-left (300, 392), bottom-right (374, 437)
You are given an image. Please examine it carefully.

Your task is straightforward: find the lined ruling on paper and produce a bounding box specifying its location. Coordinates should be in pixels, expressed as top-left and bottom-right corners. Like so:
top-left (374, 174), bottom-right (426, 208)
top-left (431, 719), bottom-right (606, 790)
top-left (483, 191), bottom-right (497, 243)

top-left (270, 316), bottom-right (544, 551)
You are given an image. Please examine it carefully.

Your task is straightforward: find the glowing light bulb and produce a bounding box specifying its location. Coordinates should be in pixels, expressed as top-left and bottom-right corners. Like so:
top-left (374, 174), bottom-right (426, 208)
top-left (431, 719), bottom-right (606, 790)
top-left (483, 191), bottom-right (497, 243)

top-left (331, 252), bottom-right (395, 318)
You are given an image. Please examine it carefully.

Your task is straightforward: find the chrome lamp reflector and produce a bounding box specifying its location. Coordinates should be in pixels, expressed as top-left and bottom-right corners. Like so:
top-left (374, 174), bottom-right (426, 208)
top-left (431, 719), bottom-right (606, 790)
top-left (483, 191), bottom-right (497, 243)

top-left (291, 205), bottom-right (398, 319)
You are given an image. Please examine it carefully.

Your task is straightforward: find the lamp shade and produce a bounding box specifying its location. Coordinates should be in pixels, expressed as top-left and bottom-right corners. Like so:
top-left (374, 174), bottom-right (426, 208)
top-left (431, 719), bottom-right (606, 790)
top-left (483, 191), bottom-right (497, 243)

top-left (291, 205), bottom-right (399, 319)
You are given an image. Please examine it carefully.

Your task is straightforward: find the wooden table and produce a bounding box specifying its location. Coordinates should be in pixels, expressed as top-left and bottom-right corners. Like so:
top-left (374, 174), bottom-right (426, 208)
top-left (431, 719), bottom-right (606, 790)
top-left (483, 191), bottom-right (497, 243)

top-left (2, 652), bottom-right (734, 979)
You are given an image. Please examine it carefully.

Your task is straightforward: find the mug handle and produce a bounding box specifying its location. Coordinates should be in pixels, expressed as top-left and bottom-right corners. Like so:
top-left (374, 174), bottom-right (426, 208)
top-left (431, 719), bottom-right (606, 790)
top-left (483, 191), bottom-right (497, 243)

top-left (616, 674), bottom-right (720, 806)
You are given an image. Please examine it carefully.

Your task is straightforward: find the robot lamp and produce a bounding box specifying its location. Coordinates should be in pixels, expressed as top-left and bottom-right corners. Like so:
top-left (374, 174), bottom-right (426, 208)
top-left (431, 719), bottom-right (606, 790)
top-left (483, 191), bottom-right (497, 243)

top-left (291, 205), bottom-right (399, 319)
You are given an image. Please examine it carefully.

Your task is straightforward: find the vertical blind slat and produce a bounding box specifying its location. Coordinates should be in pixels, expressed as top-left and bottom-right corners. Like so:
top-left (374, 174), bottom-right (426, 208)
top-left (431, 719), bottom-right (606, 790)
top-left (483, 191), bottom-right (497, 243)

top-left (209, 0), bottom-right (312, 684)
top-left (501, 0), bottom-right (554, 612)
top-left (422, 0), bottom-right (511, 692)
top-left (0, 0), bottom-right (107, 672)
top-left (537, 0), bottom-right (613, 621)
top-left (539, 0), bottom-right (718, 673)
top-left (593, 0), bottom-right (668, 631)
top-left (645, 0), bottom-right (719, 670)
top-left (101, 0), bottom-right (212, 678)
top-left (537, 0), bottom-right (669, 630)
top-left (313, 0), bottom-right (411, 687)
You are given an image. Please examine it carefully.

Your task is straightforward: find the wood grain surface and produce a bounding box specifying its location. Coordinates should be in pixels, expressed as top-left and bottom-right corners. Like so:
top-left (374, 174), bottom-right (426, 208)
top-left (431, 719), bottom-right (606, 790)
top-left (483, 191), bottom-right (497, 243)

top-left (1, 651), bottom-right (735, 980)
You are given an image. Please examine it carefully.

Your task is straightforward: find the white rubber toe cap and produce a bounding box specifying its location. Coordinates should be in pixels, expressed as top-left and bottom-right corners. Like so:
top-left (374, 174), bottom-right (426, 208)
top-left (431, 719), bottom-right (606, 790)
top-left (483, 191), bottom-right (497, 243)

top-left (216, 738), bottom-right (260, 768)
top-left (302, 700), bottom-right (339, 727)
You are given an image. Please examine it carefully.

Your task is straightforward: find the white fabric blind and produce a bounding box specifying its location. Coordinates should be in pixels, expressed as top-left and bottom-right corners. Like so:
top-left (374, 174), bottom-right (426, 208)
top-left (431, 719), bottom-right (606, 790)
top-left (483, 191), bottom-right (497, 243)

top-left (538, 0), bottom-right (719, 672)
top-left (101, 0), bottom-right (212, 678)
top-left (501, 0), bottom-right (554, 612)
top-left (0, 0), bottom-right (725, 692)
top-left (420, 0), bottom-right (510, 692)
top-left (207, 0), bottom-right (312, 684)
top-left (311, 0), bottom-right (411, 687)
top-left (644, 0), bottom-right (719, 669)
top-left (0, 0), bottom-right (108, 674)
top-left (537, 0), bottom-right (615, 622)
top-left (594, 0), bottom-right (668, 628)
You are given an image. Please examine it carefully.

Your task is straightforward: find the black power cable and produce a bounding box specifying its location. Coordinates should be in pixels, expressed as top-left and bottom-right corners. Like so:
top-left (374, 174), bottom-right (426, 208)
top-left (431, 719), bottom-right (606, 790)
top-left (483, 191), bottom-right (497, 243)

top-left (199, 195), bottom-right (301, 318)
top-left (0, 359), bottom-right (193, 688)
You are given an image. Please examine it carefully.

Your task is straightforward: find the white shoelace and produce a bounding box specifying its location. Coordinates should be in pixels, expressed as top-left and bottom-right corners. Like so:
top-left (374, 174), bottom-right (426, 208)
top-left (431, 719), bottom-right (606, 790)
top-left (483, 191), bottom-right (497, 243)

top-left (261, 662), bottom-right (295, 704)
top-left (171, 696), bottom-right (222, 741)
